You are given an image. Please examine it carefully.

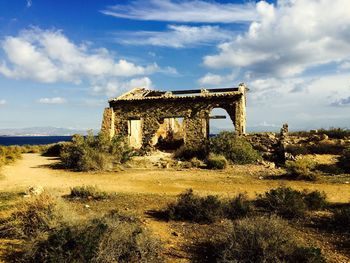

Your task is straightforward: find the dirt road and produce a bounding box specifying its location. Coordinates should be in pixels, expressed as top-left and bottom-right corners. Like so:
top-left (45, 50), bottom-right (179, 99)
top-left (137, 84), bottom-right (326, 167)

top-left (1, 154), bottom-right (350, 202)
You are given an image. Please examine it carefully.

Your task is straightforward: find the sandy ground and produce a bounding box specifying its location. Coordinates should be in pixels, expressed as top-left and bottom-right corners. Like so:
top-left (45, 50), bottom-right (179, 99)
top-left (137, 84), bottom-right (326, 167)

top-left (1, 153), bottom-right (350, 203)
top-left (1, 154), bottom-right (350, 262)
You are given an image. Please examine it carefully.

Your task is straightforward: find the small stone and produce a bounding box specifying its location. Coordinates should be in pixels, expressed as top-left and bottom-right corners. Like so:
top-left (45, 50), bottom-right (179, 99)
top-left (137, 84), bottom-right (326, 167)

top-left (84, 204), bottom-right (90, 208)
top-left (345, 181), bottom-right (349, 184)
top-left (258, 176), bottom-right (264, 180)
top-left (26, 186), bottom-right (44, 196)
top-left (172, 231), bottom-right (179, 236)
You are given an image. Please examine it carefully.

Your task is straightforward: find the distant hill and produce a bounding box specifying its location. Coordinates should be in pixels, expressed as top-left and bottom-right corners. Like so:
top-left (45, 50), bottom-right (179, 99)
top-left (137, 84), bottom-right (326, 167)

top-left (0, 127), bottom-right (98, 136)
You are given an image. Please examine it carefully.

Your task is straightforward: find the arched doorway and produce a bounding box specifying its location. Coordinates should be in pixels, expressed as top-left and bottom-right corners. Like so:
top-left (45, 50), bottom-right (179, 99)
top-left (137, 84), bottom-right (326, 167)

top-left (209, 107), bottom-right (234, 137)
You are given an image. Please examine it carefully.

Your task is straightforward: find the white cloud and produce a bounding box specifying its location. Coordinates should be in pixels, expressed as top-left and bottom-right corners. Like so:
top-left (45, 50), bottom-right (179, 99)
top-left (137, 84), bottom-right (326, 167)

top-left (92, 77), bottom-right (153, 97)
top-left (101, 0), bottom-right (258, 23)
top-left (198, 71), bottom-right (237, 86)
top-left (204, 0), bottom-right (350, 77)
top-left (38, 97), bottom-right (66, 104)
top-left (339, 61), bottom-right (350, 70)
top-left (26, 0), bottom-right (32, 7)
top-left (116, 25), bottom-right (232, 48)
top-left (0, 28), bottom-right (161, 84)
top-left (0, 99), bottom-right (6, 105)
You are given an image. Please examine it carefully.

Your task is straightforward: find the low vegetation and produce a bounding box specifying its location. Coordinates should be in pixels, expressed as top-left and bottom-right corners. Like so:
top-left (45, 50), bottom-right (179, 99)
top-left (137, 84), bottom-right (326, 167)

top-left (206, 154), bottom-right (227, 169)
top-left (333, 206), bottom-right (350, 233)
top-left (0, 194), bottom-right (163, 263)
top-left (338, 146), bottom-right (350, 172)
top-left (206, 216), bottom-right (325, 263)
top-left (0, 145), bottom-right (22, 168)
top-left (69, 185), bottom-right (110, 200)
top-left (285, 158), bottom-right (318, 181)
top-left (256, 187), bottom-right (327, 218)
top-left (60, 132), bottom-right (133, 171)
top-left (210, 131), bottom-right (261, 164)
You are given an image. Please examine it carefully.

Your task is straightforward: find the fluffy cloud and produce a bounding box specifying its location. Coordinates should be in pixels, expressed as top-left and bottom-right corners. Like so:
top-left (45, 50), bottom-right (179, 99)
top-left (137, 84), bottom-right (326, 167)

top-left (198, 71), bottom-right (237, 86)
top-left (116, 25), bottom-right (232, 48)
top-left (101, 0), bottom-right (257, 23)
top-left (92, 77), bottom-right (153, 97)
top-left (0, 99), bottom-right (6, 105)
top-left (0, 28), bottom-right (160, 84)
top-left (38, 97), bottom-right (66, 104)
top-left (204, 0), bottom-right (350, 77)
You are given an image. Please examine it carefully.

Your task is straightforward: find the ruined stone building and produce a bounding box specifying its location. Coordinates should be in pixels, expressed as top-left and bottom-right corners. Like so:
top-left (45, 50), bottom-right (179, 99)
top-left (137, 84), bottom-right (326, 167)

top-left (101, 83), bottom-right (248, 150)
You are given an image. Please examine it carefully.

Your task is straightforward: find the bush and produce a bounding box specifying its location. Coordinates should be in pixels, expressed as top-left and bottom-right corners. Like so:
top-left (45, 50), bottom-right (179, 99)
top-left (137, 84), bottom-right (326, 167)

top-left (303, 191), bottom-right (327, 210)
top-left (224, 193), bottom-right (252, 220)
top-left (22, 211), bottom-right (163, 263)
top-left (256, 187), bottom-right (328, 218)
top-left (319, 128), bottom-right (350, 139)
top-left (256, 187), bottom-right (307, 218)
top-left (0, 193), bottom-right (60, 239)
top-left (69, 185), bottom-right (109, 200)
top-left (206, 154), bottom-right (227, 169)
top-left (285, 158), bottom-right (318, 181)
top-left (338, 147), bottom-right (350, 172)
top-left (167, 189), bottom-right (223, 223)
top-left (174, 145), bottom-right (208, 161)
top-left (60, 132), bottom-right (133, 171)
top-left (210, 132), bottom-right (261, 164)
top-left (307, 141), bottom-right (344, 155)
top-left (0, 146), bottom-right (22, 167)
top-left (333, 207), bottom-right (350, 232)
top-left (207, 216), bottom-right (325, 263)
top-left (42, 143), bottom-right (65, 157)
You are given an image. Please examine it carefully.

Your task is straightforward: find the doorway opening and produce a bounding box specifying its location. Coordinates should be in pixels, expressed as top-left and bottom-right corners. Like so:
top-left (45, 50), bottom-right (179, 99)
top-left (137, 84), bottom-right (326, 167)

top-left (209, 108), bottom-right (233, 137)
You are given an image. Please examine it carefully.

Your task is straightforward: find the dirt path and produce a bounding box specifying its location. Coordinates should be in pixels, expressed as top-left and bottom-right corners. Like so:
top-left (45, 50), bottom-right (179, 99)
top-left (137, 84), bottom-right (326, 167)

top-left (1, 154), bottom-right (350, 202)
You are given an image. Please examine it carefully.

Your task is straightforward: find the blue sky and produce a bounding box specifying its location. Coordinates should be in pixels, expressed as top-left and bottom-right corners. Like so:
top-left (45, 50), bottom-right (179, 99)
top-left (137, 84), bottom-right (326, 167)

top-left (0, 0), bottom-right (350, 132)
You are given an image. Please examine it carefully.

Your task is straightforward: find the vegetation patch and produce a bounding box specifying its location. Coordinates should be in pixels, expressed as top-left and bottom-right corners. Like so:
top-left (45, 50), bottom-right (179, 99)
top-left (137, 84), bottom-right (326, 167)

top-left (256, 187), bottom-right (327, 218)
top-left (338, 146), bottom-right (350, 173)
top-left (60, 132), bottom-right (133, 171)
top-left (69, 185), bottom-right (110, 200)
top-left (174, 145), bottom-right (208, 161)
top-left (206, 154), bottom-right (227, 170)
top-left (22, 211), bottom-right (163, 263)
top-left (224, 193), bottom-right (253, 220)
top-left (285, 158), bottom-right (318, 181)
top-left (210, 132), bottom-right (261, 164)
top-left (333, 206), bottom-right (350, 233)
top-left (203, 216), bottom-right (325, 263)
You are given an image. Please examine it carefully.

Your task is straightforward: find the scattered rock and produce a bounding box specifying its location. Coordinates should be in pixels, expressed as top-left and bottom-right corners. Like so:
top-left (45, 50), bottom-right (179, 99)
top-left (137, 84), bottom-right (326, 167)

top-left (84, 204), bottom-right (90, 209)
top-left (172, 231), bottom-right (179, 237)
top-left (25, 186), bottom-right (44, 196)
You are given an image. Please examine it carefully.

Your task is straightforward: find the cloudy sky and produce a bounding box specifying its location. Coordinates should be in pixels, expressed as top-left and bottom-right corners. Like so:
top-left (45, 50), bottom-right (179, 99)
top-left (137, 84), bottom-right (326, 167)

top-left (0, 0), bottom-right (349, 131)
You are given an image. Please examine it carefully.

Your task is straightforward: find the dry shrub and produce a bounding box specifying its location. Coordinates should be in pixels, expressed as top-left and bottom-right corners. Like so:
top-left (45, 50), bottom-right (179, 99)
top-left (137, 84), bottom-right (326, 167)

top-left (333, 206), bottom-right (350, 233)
top-left (206, 154), bottom-right (227, 170)
top-left (167, 189), bottom-right (223, 223)
top-left (0, 146), bottom-right (22, 167)
top-left (0, 193), bottom-right (60, 239)
top-left (69, 185), bottom-right (110, 200)
top-left (210, 132), bottom-right (261, 164)
top-left (338, 146), bottom-right (350, 172)
top-left (206, 216), bottom-right (325, 263)
top-left (224, 193), bottom-right (253, 220)
top-left (24, 211), bottom-right (163, 263)
top-left (60, 132), bottom-right (132, 171)
top-left (256, 187), bottom-right (327, 218)
top-left (174, 145), bottom-right (208, 161)
top-left (285, 158), bottom-right (318, 181)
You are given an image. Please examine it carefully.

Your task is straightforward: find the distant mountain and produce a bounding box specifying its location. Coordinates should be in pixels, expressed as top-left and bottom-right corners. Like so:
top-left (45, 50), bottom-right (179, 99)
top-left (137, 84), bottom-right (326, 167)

top-left (0, 127), bottom-right (98, 136)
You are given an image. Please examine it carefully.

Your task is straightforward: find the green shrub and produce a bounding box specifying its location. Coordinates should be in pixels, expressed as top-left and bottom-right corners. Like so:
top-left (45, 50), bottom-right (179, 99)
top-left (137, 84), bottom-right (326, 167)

top-left (0, 193), bottom-right (60, 239)
top-left (303, 191), bottom-right (327, 210)
top-left (167, 189), bottom-right (223, 223)
top-left (42, 143), bottom-right (65, 157)
top-left (338, 147), bottom-right (350, 172)
top-left (206, 154), bottom-right (227, 169)
top-left (174, 145), bottom-right (207, 161)
top-left (285, 158), bottom-right (318, 181)
top-left (190, 157), bottom-right (202, 168)
top-left (333, 207), bottom-right (350, 232)
top-left (307, 141), bottom-right (344, 155)
top-left (69, 185), bottom-right (109, 200)
top-left (224, 193), bottom-right (252, 220)
top-left (256, 187), bottom-right (307, 218)
top-left (22, 211), bottom-right (163, 263)
top-left (207, 216), bottom-right (325, 263)
top-left (0, 146), bottom-right (22, 167)
top-left (256, 187), bottom-right (328, 218)
top-left (210, 132), bottom-right (261, 164)
top-left (60, 132), bottom-right (133, 171)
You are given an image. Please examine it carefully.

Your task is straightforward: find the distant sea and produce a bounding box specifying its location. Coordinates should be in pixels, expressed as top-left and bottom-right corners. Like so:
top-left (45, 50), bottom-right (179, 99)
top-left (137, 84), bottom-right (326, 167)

top-left (0, 136), bottom-right (72, 146)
